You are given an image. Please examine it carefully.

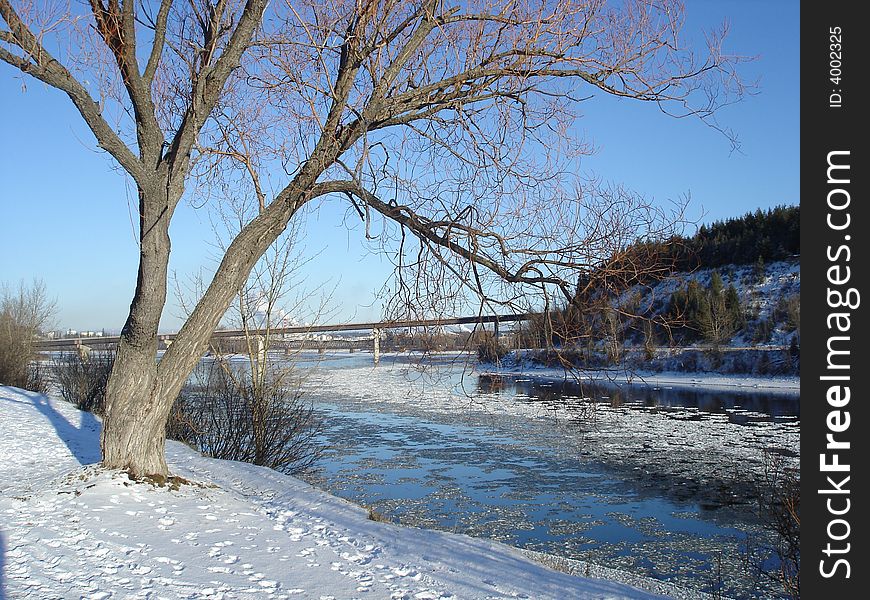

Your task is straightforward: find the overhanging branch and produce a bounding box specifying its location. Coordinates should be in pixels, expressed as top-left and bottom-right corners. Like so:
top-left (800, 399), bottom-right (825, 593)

top-left (311, 180), bottom-right (575, 300)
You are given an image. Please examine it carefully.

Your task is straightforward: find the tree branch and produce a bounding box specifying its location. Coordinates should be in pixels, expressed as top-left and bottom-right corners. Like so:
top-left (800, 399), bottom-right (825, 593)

top-left (312, 180), bottom-right (575, 299)
top-left (167, 0), bottom-right (269, 179)
top-left (0, 0), bottom-right (145, 182)
top-left (86, 0), bottom-right (164, 160)
top-left (142, 0), bottom-right (172, 86)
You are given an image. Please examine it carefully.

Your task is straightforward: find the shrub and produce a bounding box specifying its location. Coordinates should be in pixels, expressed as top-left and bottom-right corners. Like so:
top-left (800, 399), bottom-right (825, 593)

top-left (476, 332), bottom-right (508, 363)
top-left (788, 335), bottom-right (800, 371)
top-left (773, 294), bottom-right (800, 334)
top-left (756, 451), bottom-right (800, 598)
top-left (752, 318), bottom-right (773, 344)
top-left (53, 350), bottom-right (115, 415)
top-left (0, 280), bottom-right (55, 391)
top-left (168, 359), bottom-right (321, 475)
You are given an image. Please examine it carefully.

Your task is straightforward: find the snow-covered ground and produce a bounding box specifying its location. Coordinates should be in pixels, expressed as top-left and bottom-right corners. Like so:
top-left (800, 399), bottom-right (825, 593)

top-left (1, 385), bottom-right (685, 600)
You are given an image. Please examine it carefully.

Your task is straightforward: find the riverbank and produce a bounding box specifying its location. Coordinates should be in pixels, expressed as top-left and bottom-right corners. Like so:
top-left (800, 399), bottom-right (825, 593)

top-left (1, 385), bottom-right (693, 600)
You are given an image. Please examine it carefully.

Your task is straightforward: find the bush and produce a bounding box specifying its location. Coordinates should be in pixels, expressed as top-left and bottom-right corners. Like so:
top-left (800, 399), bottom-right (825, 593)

top-left (53, 350), bottom-right (115, 415)
top-left (18, 360), bottom-right (50, 394)
top-left (0, 280), bottom-right (54, 391)
top-left (752, 318), bottom-right (773, 344)
top-left (755, 451), bottom-right (800, 598)
top-left (168, 359), bottom-right (321, 475)
top-left (788, 335), bottom-right (800, 371)
top-left (773, 294), bottom-right (800, 334)
top-left (476, 332), bottom-right (508, 363)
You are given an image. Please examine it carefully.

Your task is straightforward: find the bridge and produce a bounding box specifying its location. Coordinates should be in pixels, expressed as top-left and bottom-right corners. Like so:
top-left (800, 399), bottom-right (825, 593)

top-left (35, 313), bottom-right (533, 364)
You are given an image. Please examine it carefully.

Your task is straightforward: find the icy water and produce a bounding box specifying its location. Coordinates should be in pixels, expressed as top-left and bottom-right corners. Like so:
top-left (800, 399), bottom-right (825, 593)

top-left (294, 352), bottom-right (799, 599)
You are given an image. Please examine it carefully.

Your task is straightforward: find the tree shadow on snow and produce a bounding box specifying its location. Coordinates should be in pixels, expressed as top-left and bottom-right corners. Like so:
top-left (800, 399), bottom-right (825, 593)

top-left (13, 389), bottom-right (102, 465)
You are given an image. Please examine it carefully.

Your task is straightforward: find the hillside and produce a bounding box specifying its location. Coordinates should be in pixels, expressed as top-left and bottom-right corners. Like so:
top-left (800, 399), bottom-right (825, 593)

top-left (513, 257), bottom-right (800, 377)
top-left (627, 206), bottom-right (801, 353)
top-left (648, 258), bottom-right (800, 347)
top-left (511, 207), bottom-right (802, 376)
top-left (631, 258), bottom-right (800, 375)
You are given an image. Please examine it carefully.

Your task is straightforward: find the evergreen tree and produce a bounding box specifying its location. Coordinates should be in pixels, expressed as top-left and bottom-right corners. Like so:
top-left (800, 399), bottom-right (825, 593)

top-left (724, 284), bottom-right (745, 330)
top-left (754, 256), bottom-right (766, 282)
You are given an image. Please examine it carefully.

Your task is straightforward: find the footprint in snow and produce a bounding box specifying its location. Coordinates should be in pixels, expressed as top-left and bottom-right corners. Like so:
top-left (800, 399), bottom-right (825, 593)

top-left (356, 574), bottom-right (375, 592)
top-left (392, 566), bottom-right (420, 579)
top-left (130, 565), bottom-right (152, 575)
top-left (207, 566), bottom-right (232, 574)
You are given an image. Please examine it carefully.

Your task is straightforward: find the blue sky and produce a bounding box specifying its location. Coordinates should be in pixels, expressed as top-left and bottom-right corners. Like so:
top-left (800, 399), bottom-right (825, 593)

top-left (0, 1), bottom-right (799, 332)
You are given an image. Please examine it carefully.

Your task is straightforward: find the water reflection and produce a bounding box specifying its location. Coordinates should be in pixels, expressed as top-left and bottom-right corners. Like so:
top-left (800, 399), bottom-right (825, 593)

top-left (476, 373), bottom-right (800, 418)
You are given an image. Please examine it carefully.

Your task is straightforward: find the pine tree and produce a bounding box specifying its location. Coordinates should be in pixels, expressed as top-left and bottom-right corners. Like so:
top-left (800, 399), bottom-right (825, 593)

top-left (754, 255), bottom-right (766, 282)
top-left (725, 284), bottom-right (745, 330)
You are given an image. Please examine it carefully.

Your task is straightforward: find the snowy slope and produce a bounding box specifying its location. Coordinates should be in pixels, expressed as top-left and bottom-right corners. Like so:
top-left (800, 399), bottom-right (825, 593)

top-left (637, 259), bottom-right (801, 347)
top-left (0, 386), bottom-right (673, 600)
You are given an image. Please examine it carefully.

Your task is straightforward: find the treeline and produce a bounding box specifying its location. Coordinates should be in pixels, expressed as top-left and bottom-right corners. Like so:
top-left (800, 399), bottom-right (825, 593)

top-left (661, 205), bottom-right (799, 271)
top-left (478, 206), bottom-right (802, 374)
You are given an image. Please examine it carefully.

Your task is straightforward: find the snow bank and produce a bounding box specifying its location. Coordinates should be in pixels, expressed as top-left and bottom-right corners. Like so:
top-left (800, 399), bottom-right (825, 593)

top-left (0, 386), bottom-right (675, 599)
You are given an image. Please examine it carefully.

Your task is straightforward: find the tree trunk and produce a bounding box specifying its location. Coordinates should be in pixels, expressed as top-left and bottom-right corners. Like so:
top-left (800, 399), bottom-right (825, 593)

top-left (101, 182), bottom-right (175, 478)
top-left (99, 174), bottom-right (315, 478)
top-left (100, 345), bottom-right (171, 477)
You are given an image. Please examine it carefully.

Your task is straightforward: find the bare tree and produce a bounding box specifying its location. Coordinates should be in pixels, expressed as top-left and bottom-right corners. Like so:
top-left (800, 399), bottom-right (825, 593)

top-left (1, 0), bottom-right (748, 477)
top-left (0, 279), bottom-right (55, 390)
top-left (170, 196), bottom-right (326, 474)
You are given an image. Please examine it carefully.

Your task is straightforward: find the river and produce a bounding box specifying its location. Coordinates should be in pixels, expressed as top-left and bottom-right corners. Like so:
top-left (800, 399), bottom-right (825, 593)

top-left (292, 351), bottom-right (799, 599)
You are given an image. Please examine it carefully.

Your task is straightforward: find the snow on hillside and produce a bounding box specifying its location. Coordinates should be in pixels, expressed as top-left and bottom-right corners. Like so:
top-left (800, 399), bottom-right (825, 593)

top-left (643, 259), bottom-right (800, 347)
top-left (0, 386), bottom-right (677, 600)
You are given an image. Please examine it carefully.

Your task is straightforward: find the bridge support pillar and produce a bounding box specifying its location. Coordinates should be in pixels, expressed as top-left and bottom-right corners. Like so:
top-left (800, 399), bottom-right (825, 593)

top-left (254, 335), bottom-right (267, 379)
top-left (76, 342), bottom-right (91, 362)
top-left (372, 328), bottom-right (380, 365)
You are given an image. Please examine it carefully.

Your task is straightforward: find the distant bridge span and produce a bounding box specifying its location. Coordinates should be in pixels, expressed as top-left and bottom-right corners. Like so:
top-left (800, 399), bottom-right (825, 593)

top-left (35, 313), bottom-right (534, 362)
